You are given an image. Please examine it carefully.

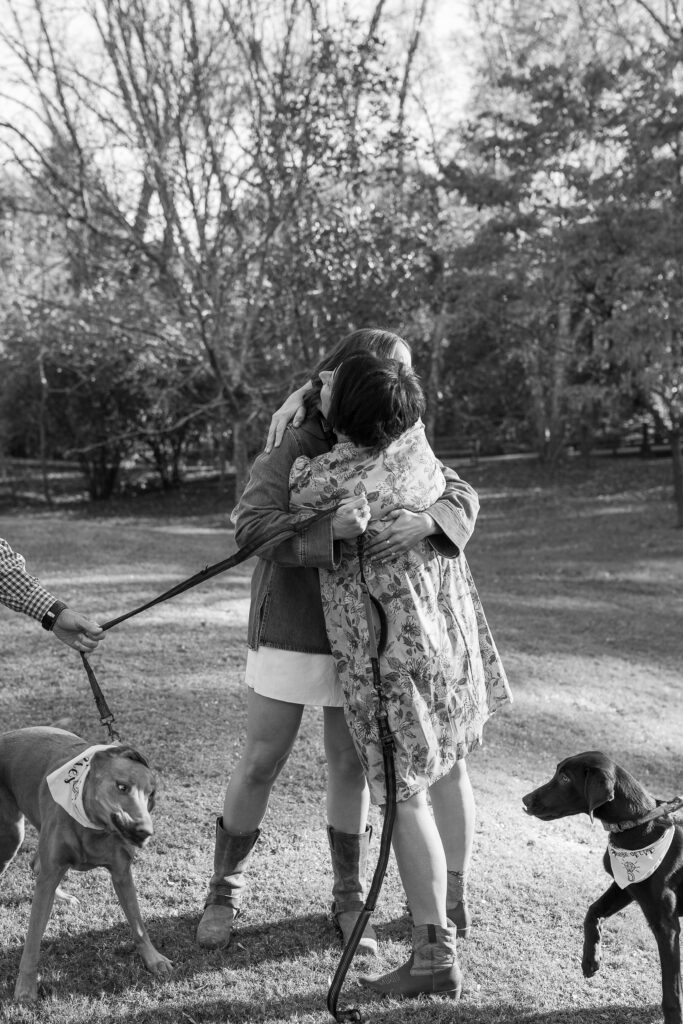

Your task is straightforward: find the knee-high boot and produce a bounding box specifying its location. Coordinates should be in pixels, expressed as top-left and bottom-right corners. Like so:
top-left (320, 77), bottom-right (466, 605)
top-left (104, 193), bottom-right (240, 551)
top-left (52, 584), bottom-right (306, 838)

top-left (327, 825), bottom-right (378, 955)
top-left (359, 922), bottom-right (462, 998)
top-left (196, 817), bottom-right (260, 950)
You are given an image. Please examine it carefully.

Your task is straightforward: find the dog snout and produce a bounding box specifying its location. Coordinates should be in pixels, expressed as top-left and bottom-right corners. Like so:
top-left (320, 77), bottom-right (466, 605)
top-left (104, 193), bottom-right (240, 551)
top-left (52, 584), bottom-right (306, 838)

top-left (111, 811), bottom-right (154, 846)
top-left (522, 790), bottom-right (539, 815)
top-left (522, 782), bottom-right (561, 820)
top-left (131, 823), bottom-right (153, 846)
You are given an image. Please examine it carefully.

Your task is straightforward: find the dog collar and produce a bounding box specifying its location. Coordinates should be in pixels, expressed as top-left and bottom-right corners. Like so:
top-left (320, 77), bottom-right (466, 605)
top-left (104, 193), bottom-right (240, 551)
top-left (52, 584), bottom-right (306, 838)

top-left (46, 745), bottom-right (112, 830)
top-left (602, 795), bottom-right (683, 834)
top-left (608, 826), bottom-right (675, 889)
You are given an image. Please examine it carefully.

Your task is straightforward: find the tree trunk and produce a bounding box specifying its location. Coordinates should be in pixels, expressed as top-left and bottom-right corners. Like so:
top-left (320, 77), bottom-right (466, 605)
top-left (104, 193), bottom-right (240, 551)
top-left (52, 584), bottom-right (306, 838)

top-left (545, 293), bottom-right (573, 464)
top-left (37, 350), bottom-right (53, 507)
top-left (524, 337), bottom-right (548, 459)
top-left (80, 451), bottom-right (121, 500)
top-left (670, 425), bottom-right (683, 528)
top-left (424, 305), bottom-right (448, 446)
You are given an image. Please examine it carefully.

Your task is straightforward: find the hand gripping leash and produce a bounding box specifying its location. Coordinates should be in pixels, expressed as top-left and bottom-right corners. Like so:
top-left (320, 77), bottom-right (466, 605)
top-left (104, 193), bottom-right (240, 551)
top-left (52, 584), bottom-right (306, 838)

top-left (80, 506), bottom-right (339, 740)
top-left (326, 535), bottom-right (396, 1023)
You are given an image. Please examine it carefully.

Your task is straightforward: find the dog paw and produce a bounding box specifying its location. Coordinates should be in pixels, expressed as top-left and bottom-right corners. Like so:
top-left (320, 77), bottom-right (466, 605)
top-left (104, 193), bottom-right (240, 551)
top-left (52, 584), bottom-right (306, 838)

top-left (581, 952), bottom-right (601, 978)
top-left (13, 981), bottom-right (38, 1003)
top-left (55, 886), bottom-right (80, 907)
top-left (146, 952), bottom-right (173, 977)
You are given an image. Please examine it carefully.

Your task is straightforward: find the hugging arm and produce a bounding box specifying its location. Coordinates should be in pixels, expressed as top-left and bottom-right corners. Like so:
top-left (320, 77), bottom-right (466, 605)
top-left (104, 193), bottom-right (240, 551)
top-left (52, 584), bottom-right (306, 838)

top-left (364, 466), bottom-right (479, 558)
top-left (264, 382), bottom-right (314, 453)
top-left (233, 433), bottom-right (334, 568)
top-left (426, 465), bottom-right (480, 556)
top-left (233, 430), bottom-right (368, 568)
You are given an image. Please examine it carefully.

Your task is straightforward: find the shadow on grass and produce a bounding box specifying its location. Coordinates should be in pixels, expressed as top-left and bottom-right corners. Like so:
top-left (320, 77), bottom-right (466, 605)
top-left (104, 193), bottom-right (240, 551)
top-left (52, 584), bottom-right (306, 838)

top-left (0, 906), bottom-right (666, 1023)
top-left (0, 909), bottom-right (341, 1001)
top-left (109, 997), bottom-right (665, 1024)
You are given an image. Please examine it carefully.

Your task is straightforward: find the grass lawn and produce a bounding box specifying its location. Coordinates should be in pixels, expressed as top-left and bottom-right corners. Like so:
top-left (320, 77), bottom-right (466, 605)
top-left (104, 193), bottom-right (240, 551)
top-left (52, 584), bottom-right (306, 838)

top-left (0, 454), bottom-right (681, 1024)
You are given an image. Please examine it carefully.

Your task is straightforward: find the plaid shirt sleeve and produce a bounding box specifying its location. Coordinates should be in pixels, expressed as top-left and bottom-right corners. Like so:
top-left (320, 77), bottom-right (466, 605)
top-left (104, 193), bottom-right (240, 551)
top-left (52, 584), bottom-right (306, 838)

top-left (0, 538), bottom-right (57, 622)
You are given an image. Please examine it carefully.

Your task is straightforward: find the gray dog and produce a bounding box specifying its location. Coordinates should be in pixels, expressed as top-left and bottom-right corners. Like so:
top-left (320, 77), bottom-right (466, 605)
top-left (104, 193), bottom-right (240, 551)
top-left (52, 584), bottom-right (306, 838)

top-left (0, 726), bottom-right (172, 1001)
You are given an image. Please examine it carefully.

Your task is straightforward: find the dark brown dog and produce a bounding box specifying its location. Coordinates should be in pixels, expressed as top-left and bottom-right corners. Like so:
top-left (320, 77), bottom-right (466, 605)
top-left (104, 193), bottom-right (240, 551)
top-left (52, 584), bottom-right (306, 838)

top-left (523, 751), bottom-right (683, 1024)
top-left (0, 726), bottom-right (172, 1001)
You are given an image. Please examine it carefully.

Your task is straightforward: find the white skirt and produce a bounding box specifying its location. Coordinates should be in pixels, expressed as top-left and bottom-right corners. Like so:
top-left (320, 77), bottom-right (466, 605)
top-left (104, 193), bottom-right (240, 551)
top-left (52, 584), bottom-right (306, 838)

top-left (245, 647), bottom-right (344, 707)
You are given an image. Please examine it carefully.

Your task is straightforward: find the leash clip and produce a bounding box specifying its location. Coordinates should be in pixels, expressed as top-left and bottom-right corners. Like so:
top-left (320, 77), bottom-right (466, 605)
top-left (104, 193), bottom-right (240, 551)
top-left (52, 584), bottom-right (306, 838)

top-left (80, 653), bottom-right (121, 743)
top-left (100, 715), bottom-right (121, 744)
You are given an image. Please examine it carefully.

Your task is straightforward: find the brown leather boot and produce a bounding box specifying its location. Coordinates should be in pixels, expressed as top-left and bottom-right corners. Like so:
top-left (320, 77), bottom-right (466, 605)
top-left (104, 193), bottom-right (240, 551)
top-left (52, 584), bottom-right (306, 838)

top-left (405, 869), bottom-right (472, 938)
top-left (327, 825), bottom-right (378, 955)
top-left (446, 869), bottom-right (471, 939)
top-left (196, 818), bottom-right (260, 950)
top-left (359, 923), bottom-right (462, 998)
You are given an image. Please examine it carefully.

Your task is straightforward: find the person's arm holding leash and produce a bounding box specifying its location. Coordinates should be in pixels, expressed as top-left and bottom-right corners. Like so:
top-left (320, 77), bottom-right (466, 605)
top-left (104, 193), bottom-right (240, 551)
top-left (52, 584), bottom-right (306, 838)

top-left (0, 538), bottom-right (102, 652)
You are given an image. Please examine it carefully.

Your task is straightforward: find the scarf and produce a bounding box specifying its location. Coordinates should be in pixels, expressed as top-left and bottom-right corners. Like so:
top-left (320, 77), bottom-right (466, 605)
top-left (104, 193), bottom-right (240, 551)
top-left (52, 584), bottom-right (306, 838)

top-left (608, 826), bottom-right (675, 888)
top-left (46, 744), bottom-right (112, 830)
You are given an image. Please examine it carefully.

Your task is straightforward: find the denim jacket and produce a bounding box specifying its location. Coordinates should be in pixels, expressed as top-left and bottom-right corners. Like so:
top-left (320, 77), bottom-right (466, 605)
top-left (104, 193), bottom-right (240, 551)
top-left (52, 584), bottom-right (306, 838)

top-left (233, 411), bottom-right (480, 654)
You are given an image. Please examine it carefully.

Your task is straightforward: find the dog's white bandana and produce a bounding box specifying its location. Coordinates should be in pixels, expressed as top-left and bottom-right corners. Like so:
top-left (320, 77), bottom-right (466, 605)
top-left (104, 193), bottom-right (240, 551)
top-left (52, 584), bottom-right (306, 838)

top-left (46, 745), bottom-right (112, 830)
top-left (608, 826), bottom-right (675, 888)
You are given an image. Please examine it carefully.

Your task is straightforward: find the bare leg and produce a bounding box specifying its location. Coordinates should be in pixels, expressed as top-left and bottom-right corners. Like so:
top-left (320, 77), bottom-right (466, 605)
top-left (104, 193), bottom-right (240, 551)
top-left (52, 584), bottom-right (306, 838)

top-left (323, 706), bottom-right (369, 833)
top-left (198, 690), bottom-right (305, 949)
top-left (430, 760), bottom-right (476, 935)
top-left (429, 760), bottom-right (475, 871)
top-left (222, 689), bottom-right (304, 833)
top-left (391, 790), bottom-right (447, 927)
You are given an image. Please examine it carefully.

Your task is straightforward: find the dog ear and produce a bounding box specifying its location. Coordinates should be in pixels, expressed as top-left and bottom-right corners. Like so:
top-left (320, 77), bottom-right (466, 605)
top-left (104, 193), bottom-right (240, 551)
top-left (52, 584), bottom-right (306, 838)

top-left (584, 767), bottom-right (615, 822)
top-left (102, 744), bottom-right (150, 769)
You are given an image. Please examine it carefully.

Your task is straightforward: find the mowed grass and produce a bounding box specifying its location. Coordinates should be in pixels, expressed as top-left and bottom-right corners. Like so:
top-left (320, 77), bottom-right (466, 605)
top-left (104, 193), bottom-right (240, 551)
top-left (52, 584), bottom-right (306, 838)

top-left (0, 455), bottom-right (681, 1024)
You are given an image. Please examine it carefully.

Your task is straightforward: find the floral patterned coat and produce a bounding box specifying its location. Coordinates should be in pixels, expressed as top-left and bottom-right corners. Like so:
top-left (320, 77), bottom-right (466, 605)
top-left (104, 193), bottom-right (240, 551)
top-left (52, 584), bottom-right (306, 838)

top-left (289, 420), bottom-right (512, 805)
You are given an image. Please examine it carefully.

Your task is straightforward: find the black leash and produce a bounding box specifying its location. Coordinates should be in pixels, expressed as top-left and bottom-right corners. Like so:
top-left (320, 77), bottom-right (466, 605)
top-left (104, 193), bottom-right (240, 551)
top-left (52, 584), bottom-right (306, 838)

top-left (80, 652), bottom-right (121, 742)
top-left (327, 536), bottom-right (396, 1023)
top-left (80, 506), bottom-right (339, 739)
top-left (99, 507), bottom-right (338, 632)
top-left (79, 507), bottom-right (399, 1020)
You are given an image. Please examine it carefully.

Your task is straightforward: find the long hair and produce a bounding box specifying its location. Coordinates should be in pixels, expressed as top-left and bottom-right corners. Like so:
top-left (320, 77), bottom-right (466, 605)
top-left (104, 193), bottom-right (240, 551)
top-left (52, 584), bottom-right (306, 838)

top-left (327, 353), bottom-right (425, 449)
top-left (305, 329), bottom-right (411, 413)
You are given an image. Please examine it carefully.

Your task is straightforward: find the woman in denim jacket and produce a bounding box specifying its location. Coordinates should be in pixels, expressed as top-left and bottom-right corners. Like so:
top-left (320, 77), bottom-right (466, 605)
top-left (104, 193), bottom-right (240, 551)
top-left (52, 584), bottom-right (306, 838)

top-left (195, 330), bottom-right (480, 957)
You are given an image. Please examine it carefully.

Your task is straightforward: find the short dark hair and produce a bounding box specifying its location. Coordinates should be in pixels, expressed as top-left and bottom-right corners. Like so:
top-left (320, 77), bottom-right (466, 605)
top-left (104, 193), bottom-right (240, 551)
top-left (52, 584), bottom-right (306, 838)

top-left (327, 353), bottom-right (425, 449)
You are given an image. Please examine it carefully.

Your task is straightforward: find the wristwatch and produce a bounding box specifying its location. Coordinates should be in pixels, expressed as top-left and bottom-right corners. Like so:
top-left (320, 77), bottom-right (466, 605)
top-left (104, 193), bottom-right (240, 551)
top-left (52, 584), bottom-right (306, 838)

top-left (41, 600), bottom-right (68, 631)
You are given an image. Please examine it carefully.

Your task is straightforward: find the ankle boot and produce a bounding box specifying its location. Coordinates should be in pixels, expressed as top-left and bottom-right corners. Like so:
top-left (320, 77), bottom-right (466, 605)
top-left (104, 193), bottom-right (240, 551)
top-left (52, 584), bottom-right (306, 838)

top-left (360, 922), bottom-right (462, 998)
top-left (327, 825), bottom-right (378, 955)
top-left (196, 818), bottom-right (260, 950)
top-left (446, 869), bottom-right (471, 939)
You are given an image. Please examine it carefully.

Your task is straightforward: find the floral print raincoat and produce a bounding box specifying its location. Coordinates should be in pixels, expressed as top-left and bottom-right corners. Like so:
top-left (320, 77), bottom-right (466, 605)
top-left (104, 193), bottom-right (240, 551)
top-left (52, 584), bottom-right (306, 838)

top-left (289, 420), bottom-right (512, 804)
